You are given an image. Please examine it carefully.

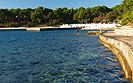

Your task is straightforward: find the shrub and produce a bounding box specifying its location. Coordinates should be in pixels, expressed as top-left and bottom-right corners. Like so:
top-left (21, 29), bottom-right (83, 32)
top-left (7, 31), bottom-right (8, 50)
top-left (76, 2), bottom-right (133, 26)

top-left (121, 18), bottom-right (128, 25)
top-left (121, 13), bottom-right (129, 25)
top-left (26, 22), bottom-right (36, 27)
top-left (121, 11), bottom-right (133, 25)
top-left (0, 24), bottom-right (5, 27)
top-left (8, 23), bottom-right (20, 27)
top-left (45, 20), bottom-right (60, 26)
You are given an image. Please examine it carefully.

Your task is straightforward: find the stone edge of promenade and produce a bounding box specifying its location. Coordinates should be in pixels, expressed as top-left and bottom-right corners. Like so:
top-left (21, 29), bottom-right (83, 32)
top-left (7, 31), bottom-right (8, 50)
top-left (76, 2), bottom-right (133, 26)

top-left (98, 30), bottom-right (133, 81)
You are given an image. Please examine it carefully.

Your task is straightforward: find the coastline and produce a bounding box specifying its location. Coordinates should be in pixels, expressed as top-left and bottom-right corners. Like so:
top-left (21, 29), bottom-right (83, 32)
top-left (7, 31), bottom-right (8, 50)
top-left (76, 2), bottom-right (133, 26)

top-left (99, 31), bottom-right (133, 82)
top-left (0, 26), bottom-right (117, 31)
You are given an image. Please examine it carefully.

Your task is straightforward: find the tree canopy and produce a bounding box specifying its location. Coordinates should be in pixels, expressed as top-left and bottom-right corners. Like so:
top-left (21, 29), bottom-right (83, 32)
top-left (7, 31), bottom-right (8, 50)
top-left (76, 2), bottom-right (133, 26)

top-left (0, 0), bottom-right (132, 27)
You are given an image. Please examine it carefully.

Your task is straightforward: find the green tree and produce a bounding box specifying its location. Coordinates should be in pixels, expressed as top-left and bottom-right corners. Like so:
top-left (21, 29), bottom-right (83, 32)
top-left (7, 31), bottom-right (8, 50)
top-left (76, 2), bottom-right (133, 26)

top-left (0, 9), bottom-right (15, 23)
top-left (105, 12), bottom-right (116, 22)
top-left (9, 8), bottom-right (21, 22)
top-left (123, 0), bottom-right (133, 11)
top-left (85, 8), bottom-right (93, 23)
top-left (118, 0), bottom-right (133, 25)
top-left (19, 8), bottom-right (33, 23)
top-left (47, 12), bottom-right (55, 22)
top-left (31, 7), bottom-right (46, 24)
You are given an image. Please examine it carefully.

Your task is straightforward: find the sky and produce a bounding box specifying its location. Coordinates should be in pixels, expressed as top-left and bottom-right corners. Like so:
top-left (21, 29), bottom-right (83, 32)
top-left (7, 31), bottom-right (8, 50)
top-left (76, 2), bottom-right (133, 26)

top-left (0, 0), bottom-right (123, 9)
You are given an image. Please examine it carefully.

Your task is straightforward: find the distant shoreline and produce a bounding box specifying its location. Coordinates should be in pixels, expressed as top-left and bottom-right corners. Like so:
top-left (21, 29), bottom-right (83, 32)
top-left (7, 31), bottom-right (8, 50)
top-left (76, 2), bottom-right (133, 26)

top-left (0, 25), bottom-right (132, 31)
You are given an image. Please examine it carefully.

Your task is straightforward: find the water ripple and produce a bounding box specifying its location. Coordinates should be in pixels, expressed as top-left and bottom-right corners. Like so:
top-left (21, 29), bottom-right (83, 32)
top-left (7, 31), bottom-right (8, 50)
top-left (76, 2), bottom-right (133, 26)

top-left (0, 30), bottom-right (129, 83)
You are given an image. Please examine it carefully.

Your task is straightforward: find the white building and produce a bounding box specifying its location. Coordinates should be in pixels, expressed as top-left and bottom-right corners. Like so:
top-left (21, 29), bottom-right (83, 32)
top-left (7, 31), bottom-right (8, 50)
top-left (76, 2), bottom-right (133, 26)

top-left (60, 23), bottom-right (121, 30)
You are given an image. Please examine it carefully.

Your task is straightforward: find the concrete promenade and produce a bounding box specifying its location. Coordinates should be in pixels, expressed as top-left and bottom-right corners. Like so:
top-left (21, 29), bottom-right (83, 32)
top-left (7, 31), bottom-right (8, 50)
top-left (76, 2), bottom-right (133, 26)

top-left (0, 27), bottom-right (26, 30)
top-left (99, 30), bottom-right (133, 82)
top-left (0, 27), bottom-right (78, 31)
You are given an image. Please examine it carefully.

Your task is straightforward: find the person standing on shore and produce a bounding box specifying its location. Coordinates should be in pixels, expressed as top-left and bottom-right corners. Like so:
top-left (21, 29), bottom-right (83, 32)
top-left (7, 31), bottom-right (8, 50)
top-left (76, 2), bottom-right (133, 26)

top-left (77, 28), bottom-right (80, 34)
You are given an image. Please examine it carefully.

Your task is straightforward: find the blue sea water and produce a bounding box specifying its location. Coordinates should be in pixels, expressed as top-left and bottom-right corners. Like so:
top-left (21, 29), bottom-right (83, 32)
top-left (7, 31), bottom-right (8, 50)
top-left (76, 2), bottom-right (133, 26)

top-left (0, 30), bottom-right (128, 83)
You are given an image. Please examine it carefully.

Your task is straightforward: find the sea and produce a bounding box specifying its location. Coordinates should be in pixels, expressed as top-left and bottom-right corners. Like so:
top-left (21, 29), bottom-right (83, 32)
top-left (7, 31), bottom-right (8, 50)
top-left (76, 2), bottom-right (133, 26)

top-left (0, 30), bottom-right (128, 83)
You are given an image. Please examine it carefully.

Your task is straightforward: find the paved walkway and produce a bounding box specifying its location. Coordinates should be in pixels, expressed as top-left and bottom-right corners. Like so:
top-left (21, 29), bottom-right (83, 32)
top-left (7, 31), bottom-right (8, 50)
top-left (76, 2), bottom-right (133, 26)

top-left (102, 31), bottom-right (133, 49)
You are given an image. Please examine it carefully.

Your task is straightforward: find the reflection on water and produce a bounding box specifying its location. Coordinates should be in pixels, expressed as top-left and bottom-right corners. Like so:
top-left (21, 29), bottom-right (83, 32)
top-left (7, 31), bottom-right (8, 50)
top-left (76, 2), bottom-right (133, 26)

top-left (0, 30), bottom-right (129, 83)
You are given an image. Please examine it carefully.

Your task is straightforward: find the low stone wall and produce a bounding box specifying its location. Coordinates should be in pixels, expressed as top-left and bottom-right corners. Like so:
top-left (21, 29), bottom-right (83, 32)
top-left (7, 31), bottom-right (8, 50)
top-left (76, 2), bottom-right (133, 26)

top-left (99, 35), bottom-right (133, 81)
top-left (0, 27), bottom-right (26, 31)
top-left (115, 29), bottom-right (133, 36)
top-left (26, 28), bottom-right (40, 31)
top-left (88, 31), bottom-right (100, 35)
